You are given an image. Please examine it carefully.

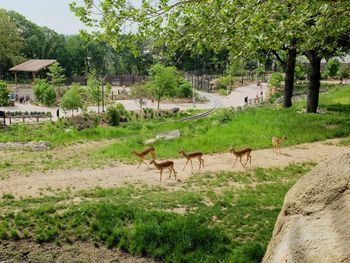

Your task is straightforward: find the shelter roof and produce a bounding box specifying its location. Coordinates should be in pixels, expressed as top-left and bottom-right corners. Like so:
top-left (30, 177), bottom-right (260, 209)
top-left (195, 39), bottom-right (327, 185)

top-left (9, 59), bottom-right (57, 72)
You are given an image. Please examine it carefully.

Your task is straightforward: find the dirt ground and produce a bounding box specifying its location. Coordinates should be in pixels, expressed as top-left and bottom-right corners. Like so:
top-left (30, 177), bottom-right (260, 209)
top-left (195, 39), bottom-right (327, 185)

top-left (0, 241), bottom-right (156, 263)
top-left (0, 138), bottom-right (349, 198)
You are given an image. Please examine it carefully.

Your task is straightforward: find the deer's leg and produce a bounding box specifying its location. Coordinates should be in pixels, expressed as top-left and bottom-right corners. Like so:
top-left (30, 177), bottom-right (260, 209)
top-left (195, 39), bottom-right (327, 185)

top-left (159, 170), bottom-right (163, 183)
top-left (239, 156), bottom-right (245, 167)
top-left (201, 157), bottom-right (205, 168)
top-left (190, 160), bottom-right (194, 173)
top-left (168, 168), bottom-right (172, 179)
top-left (197, 157), bottom-right (201, 171)
top-left (233, 157), bottom-right (238, 167)
top-left (245, 154), bottom-right (250, 165)
top-left (137, 158), bottom-right (143, 168)
top-left (172, 167), bottom-right (177, 180)
top-left (183, 160), bottom-right (189, 171)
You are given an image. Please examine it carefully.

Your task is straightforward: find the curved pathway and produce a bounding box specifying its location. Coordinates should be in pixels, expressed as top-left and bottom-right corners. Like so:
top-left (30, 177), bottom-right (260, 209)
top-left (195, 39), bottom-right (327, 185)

top-left (0, 138), bottom-right (348, 198)
top-left (0, 83), bottom-right (267, 122)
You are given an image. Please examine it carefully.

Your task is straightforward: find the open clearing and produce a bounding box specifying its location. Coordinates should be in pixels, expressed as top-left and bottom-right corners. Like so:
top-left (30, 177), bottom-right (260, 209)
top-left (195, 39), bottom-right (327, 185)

top-left (1, 137), bottom-right (349, 198)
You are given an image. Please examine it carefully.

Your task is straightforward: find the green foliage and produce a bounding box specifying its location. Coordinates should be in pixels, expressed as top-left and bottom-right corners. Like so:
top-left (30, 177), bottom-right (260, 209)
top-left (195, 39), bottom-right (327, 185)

top-left (217, 75), bottom-right (234, 89)
top-left (177, 81), bottom-right (192, 98)
top-left (146, 64), bottom-right (179, 109)
top-left (47, 62), bottom-right (66, 87)
top-left (0, 81), bottom-right (10, 106)
top-left (338, 65), bottom-right (350, 79)
top-left (60, 84), bottom-right (84, 113)
top-left (86, 71), bottom-right (101, 106)
top-left (0, 10), bottom-right (23, 75)
top-left (268, 73), bottom-right (284, 89)
top-left (0, 164), bottom-right (314, 262)
top-left (106, 103), bottom-right (128, 126)
top-left (33, 79), bottom-right (56, 106)
top-left (325, 58), bottom-right (340, 78)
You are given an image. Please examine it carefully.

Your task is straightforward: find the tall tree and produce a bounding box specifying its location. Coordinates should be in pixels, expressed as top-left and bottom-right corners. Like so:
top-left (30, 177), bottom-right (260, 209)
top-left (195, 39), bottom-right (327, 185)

top-left (0, 9), bottom-right (23, 79)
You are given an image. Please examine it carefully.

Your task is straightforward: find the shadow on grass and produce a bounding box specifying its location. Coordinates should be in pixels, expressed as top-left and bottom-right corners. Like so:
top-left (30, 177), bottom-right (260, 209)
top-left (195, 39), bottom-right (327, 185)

top-left (324, 104), bottom-right (350, 113)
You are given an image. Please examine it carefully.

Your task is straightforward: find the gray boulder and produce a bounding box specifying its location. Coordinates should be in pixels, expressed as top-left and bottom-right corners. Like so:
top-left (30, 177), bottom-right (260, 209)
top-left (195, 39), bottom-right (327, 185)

top-left (263, 153), bottom-right (350, 263)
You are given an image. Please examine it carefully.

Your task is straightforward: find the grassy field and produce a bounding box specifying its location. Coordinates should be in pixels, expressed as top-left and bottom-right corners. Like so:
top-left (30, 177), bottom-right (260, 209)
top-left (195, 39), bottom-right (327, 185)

top-left (0, 163), bottom-right (315, 262)
top-left (0, 85), bottom-right (349, 179)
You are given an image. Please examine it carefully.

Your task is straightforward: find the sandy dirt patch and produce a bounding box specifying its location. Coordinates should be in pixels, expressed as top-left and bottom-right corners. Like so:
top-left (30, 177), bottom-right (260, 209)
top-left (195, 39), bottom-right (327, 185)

top-left (0, 138), bottom-right (349, 198)
top-left (0, 240), bottom-right (156, 263)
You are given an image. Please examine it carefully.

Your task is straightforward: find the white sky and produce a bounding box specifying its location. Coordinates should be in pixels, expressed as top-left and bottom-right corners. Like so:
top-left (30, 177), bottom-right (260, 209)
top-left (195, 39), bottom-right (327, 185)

top-left (0, 0), bottom-right (90, 35)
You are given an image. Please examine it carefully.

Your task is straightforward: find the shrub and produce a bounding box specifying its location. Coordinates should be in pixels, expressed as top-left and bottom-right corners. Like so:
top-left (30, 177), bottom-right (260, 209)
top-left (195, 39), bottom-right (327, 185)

top-left (33, 79), bottom-right (56, 106)
top-left (0, 81), bottom-right (10, 106)
top-left (177, 81), bottom-right (193, 98)
top-left (60, 84), bottom-right (84, 115)
top-left (268, 73), bottom-right (284, 89)
top-left (65, 114), bottom-right (99, 131)
top-left (107, 103), bottom-right (128, 126)
top-left (324, 58), bottom-right (340, 78)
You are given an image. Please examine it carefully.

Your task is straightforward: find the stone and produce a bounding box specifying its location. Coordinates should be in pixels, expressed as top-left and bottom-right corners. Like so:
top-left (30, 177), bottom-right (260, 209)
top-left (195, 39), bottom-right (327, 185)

top-left (263, 153), bottom-right (350, 263)
top-left (144, 130), bottom-right (181, 145)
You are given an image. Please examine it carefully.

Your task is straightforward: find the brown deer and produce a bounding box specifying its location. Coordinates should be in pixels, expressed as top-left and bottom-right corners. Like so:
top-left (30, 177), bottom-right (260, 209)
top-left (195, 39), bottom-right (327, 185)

top-left (179, 150), bottom-right (204, 173)
top-left (272, 135), bottom-right (287, 154)
top-left (229, 146), bottom-right (252, 168)
top-left (131, 147), bottom-right (156, 168)
top-left (150, 160), bottom-right (177, 183)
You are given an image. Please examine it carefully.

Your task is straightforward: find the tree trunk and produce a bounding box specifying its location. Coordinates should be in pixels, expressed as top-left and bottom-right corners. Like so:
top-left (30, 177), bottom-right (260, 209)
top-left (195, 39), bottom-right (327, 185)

top-left (157, 99), bottom-right (160, 110)
top-left (283, 48), bottom-right (297, 108)
top-left (306, 50), bottom-right (321, 113)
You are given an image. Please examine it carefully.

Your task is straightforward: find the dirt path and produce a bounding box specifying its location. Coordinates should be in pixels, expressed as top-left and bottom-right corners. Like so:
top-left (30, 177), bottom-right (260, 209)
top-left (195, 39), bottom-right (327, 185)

top-left (0, 138), bottom-right (349, 198)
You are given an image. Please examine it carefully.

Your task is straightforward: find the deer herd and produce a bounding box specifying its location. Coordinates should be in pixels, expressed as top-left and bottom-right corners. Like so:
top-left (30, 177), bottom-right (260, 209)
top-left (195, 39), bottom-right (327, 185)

top-left (131, 135), bottom-right (287, 183)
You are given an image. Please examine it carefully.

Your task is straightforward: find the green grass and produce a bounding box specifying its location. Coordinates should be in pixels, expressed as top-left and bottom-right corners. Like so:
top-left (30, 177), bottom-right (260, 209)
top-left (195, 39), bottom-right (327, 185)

top-left (0, 85), bottom-right (349, 167)
top-left (0, 163), bottom-right (314, 262)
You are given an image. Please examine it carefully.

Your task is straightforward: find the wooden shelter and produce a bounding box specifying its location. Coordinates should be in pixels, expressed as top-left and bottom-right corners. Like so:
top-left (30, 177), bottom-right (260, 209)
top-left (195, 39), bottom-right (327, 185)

top-left (9, 59), bottom-right (57, 84)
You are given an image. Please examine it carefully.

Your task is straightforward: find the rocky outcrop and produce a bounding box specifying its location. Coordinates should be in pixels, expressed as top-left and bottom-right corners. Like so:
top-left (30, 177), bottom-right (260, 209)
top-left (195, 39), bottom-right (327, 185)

top-left (263, 153), bottom-right (350, 263)
top-left (0, 141), bottom-right (50, 151)
top-left (144, 130), bottom-right (181, 145)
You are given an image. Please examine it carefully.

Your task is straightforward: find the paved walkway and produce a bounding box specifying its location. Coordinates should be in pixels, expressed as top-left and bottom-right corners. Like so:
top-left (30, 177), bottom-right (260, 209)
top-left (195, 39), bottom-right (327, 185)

top-left (0, 83), bottom-right (267, 122)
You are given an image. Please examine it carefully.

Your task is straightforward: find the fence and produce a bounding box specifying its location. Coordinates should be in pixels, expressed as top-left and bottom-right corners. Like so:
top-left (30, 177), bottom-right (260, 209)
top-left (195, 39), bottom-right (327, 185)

top-left (65, 75), bottom-right (149, 86)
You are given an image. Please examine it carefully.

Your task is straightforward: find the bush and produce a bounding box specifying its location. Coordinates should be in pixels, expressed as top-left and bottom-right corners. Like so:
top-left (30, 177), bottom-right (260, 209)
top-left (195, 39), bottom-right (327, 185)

top-left (0, 81), bottom-right (10, 106)
top-left (60, 84), bottom-right (84, 114)
top-left (65, 114), bottom-right (99, 131)
top-left (325, 58), bottom-right (340, 78)
top-left (177, 81), bottom-right (193, 98)
top-left (268, 73), bottom-right (284, 89)
top-left (33, 79), bottom-right (56, 106)
top-left (107, 103), bottom-right (128, 126)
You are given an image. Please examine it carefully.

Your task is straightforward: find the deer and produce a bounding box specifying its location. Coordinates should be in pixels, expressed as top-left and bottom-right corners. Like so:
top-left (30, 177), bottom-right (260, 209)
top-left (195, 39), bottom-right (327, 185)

top-left (179, 150), bottom-right (204, 173)
top-left (272, 135), bottom-right (287, 154)
top-left (229, 146), bottom-right (252, 168)
top-left (150, 160), bottom-right (177, 183)
top-left (131, 147), bottom-right (156, 168)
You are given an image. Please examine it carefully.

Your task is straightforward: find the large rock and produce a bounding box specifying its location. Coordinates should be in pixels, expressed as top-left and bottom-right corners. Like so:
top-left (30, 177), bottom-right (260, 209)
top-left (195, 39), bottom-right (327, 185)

top-left (263, 153), bottom-right (350, 263)
top-left (144, 130), bottom-right (181, 145)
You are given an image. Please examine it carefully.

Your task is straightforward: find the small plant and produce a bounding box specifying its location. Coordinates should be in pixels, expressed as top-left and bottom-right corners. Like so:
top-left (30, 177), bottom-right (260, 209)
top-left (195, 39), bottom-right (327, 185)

top-left (2, 193), bottom-right (15, 199)
top-left (0, 81), bottom-right (10, 106)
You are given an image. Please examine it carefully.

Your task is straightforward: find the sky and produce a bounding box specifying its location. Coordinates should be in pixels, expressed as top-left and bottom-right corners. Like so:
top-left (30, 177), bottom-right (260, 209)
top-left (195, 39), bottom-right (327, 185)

top-left (0, 0), bottom-right (89, 35)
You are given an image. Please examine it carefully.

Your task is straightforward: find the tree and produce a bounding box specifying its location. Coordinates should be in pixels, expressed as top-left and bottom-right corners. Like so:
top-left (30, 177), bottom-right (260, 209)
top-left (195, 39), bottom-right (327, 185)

top-left (146, 64), bottom-right (178, 110)
top-left (268, 73), bottom-right (284, 89)
top-left (0, 81), bottom-right (10, 106)
top-left (0, 9), bottom-right (23, 79)
top-left (86, 71), bottom-right (102, 112)
top-left (33, 79), bottom-right (56, 106)
top-left (60, 84), bottom-right (84, 115)
top-left (47, 62), bottom-right (66, 87)
top-left (131, 84), bottom-right (150, 113)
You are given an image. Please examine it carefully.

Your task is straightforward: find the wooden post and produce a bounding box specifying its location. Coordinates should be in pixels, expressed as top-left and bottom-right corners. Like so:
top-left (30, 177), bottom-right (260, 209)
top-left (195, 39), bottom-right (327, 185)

top-left (32, 72), bottom-right (36, 82)
top-left (14, 72), bottom-right (18, 86)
